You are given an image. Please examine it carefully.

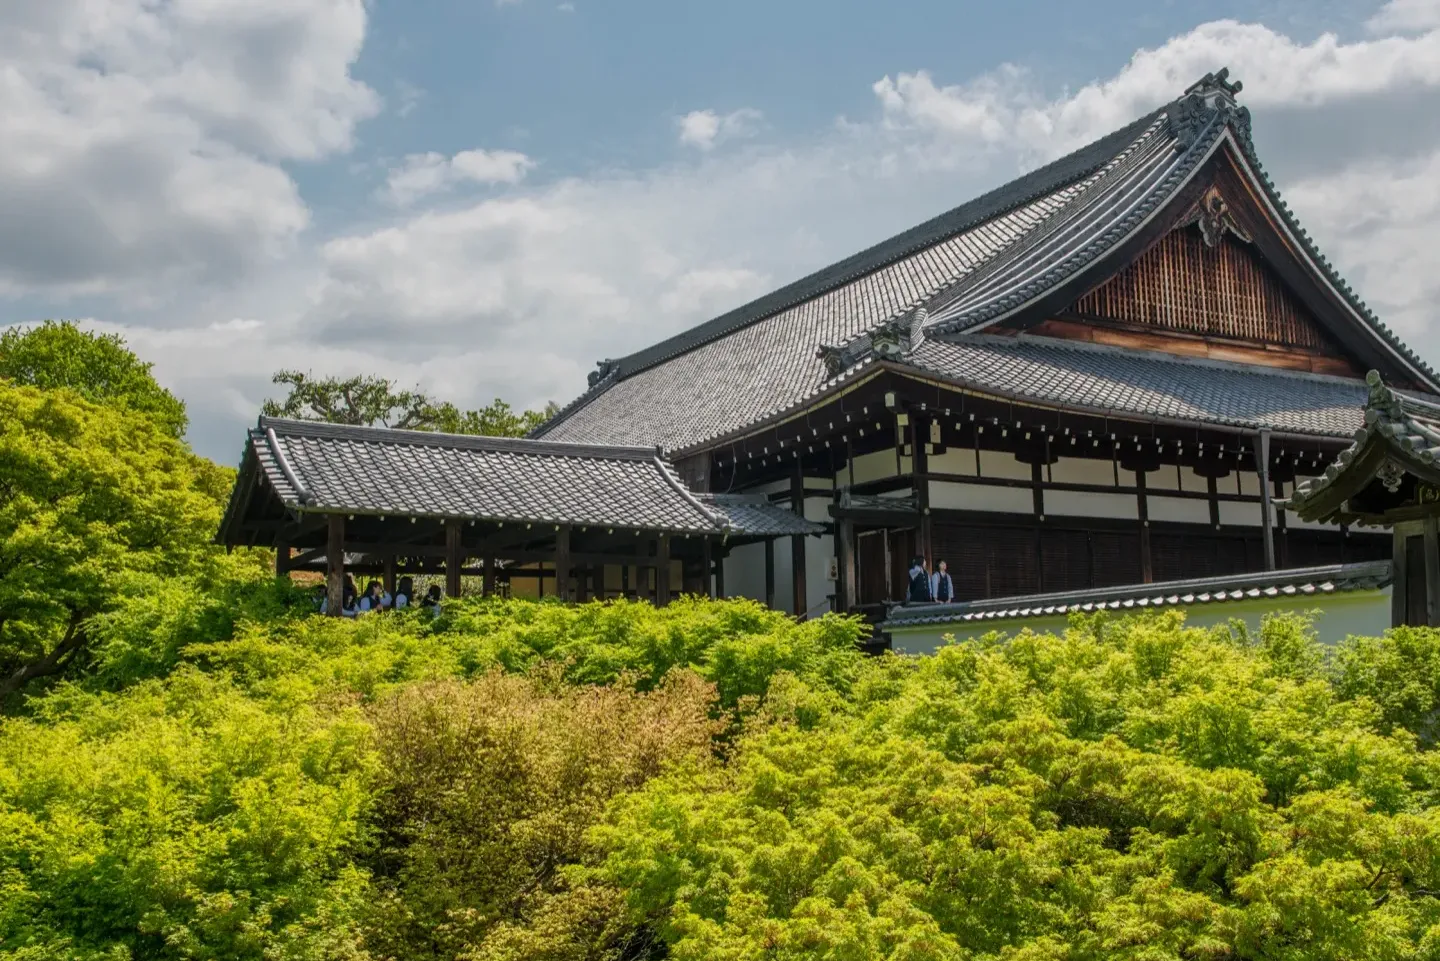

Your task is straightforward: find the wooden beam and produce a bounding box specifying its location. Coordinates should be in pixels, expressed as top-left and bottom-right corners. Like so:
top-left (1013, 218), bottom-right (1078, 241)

top-left (555, 525), bottom-right (572, 602)
top-left (1137, 470), bottom-right (1153, 584)
top-left (1254, 430), bottom-right (1276, 571)
top-left (1426, 517), bottom-right (1440, 628)
top-left (1393, 529), bottom-right (1410, 628)
top-left (445, 519), bottom-right (463, 600)
top-left (837, 517), bottom-right (856, 612)
top-left (913, 416), bottom-right (932, 562)
top-left (383, 554), bottom-right (397, 599)
top-left (656, 535), bottom-right (671, 607)
top-left (791, 466), bottom-right (808, 618)
top-left (326, 515), bottom-right (344, 617)
top-left (765, 538), bottom-right (776, 610)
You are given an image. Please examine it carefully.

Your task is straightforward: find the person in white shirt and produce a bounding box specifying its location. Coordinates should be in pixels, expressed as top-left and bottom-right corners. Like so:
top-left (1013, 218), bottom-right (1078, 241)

top-left (930, 559), bottom-right (955, 604)
top-left (394, 577), bottom-right (414, 610)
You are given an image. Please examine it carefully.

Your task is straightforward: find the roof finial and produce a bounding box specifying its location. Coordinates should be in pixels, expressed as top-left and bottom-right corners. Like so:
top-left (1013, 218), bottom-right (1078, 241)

top-left (1169, 67), bottom-right (1252, 151)
top-left (1184, 67), bottom-right (1243, 103)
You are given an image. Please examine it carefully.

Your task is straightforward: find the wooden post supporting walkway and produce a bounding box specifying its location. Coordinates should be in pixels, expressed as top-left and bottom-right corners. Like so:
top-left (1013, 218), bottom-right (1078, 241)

top-left (326, 515), bottom-right (344, 616)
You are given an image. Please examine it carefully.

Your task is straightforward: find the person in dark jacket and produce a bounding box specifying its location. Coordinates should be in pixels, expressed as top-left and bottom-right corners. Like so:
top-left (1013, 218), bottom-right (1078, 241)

top-left (907, 556), bottom-right (933, 603)
top-left (930, 559), bottom-right (954, 603)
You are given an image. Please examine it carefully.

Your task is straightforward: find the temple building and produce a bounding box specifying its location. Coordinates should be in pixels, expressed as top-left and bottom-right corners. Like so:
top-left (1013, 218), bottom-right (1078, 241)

top-left (532, 69), bottom-right (1439, 626)
top-left (219, 69), bottom-right (1439, 636)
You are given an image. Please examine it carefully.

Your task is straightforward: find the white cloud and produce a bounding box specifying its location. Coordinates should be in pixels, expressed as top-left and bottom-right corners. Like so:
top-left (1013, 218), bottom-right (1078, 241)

top-left (677, 108), bottom-right (763, 150)
top-left (8, 1), bottom-right (1440, 464)
top-left (875, 18), bottom-right (1440, 160)
top-left (1367, 0), bottom-right (1440, 33)
top-left (0, 0), bottom-right (376, 298)
top-left (383, 149), bottom-right (535, 206)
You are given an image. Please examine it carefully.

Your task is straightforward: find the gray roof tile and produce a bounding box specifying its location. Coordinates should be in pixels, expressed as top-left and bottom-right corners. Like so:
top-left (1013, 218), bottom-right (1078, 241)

top-left (880, 560), bottom-right (1393, 630)
top-left (535, 72), bottom-right (1437, 454)
top-left (907, 335), bottom-right (1385, 436)
top-left (247, 417), bottom-right (727, 533)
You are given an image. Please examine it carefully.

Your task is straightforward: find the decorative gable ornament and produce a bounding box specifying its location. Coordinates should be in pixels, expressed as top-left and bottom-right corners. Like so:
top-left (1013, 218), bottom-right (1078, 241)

top-left (815, 344), bottom-right (852, 378)
top-left (1180, 187), bottom-right (1252, 248)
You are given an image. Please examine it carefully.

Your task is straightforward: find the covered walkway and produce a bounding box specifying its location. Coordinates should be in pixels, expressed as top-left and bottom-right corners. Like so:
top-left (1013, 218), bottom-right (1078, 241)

top-left (217, 417), bottom-right (822, 614)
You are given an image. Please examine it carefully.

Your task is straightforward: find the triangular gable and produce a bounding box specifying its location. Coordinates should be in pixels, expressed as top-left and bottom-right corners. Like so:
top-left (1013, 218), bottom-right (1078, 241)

top-left (1034, 188), bottom-right (1371, 377)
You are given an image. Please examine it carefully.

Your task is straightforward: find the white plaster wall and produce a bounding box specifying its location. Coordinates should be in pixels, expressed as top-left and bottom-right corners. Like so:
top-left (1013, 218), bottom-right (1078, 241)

top-left (1050, 456), bottom-right (1125, 486)
top-left (1046, 490), bottom-right (1139, 520)
top-left (1219, 501), bottom-right (1266, 527)
top-left (1148, 495), bottom-right (1211, 525)
top-left (889, 589), bottom-right (1391, 654)
top-left (723, 541), bottom-right (769, 604)
top-left (850, 449), bottom-right (906, 485)
top-left (929, 481), bottom-right (1033, 515)
top-left (930, 447), bottom-right (977, 477)
top-left (978, 449), bottom-right (1033, 480)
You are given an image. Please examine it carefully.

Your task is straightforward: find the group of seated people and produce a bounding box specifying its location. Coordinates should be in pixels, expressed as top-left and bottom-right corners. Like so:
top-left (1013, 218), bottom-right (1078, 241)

top-left (317, 575), bottom-right (445, 617)
top-left (906, 556), bottom-right (956, 603)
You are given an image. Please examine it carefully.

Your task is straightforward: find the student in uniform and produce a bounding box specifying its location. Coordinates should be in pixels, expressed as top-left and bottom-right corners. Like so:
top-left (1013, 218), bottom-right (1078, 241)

top-left (394, 577), bottom-right (414, 610)
top-left (930, 559), bottom-right (954, 604)
top-left (907, 556), bottom-right (933, 603)
top-left (358, 581), bottom-right (384, 613)
top-left (420, 585), bottom-right (443, 615)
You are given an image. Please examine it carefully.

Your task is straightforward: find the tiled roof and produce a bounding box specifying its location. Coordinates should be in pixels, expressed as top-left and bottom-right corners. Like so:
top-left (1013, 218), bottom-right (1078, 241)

top-left (535, 115), bottom-right (1168, 451)
top-left (239, 417), bottom-right (728, 534)
top-left (906, 335), bottom-right (1380, 437)
top-left (1288, 371), bottom-right (1440, 522)
top-left (880, 561), bottom-right (1392, 630)
top-left (536, 70), bottom-right (1438, 455)
top-left (699, 494), bottom-right (824, 537)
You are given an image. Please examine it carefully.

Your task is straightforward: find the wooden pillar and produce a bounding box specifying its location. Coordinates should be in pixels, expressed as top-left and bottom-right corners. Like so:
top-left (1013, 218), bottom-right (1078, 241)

top-left (791, 466), bottom-right (808, 618)
top-left (445, 519), bottom-right (463, 600)
top-left (912, 416), bottom-right (932, 563)
top-left (715, 550), bottom-right (726, 599)
top-left (482, 555), bottom-right (496, 597)
top-left (701, 538), bottom-right (714, 599)
top-left (656, 535), bottom-right (671, 606)
top-left (577, 564), bottom-right (589, 602)
top-left (1425, 517), bottom-right (1440, 628)
top-left (1274, 477), bottom-right (1290, 569)
top-left (1207, 475), bottom-right (1221, 529)
top-left (275, 539), bottom-right (290, 577)
top-left (1136, 470), bottom-right (1153, 584)
top-left (555, 525), bottom-right (572, 602)
top-left (764, 539), bottom-right (776, 610)
top-left (1393, 529), bottom-right (1410, 628)
top-left (837, 518), bottom-right (857, 612)
top-left (326, 515), bottom-right (344, 617)
top-left (1254, 430), bottom-right (1276, 572)
top-left (383, 554), bottom-right (397, 599)
top-left (592, 565), bottom-right (605, 601)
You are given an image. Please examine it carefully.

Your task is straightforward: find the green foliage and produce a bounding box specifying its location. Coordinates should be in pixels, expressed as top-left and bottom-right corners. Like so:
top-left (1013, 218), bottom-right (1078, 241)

top-left (0, 382), bottom-right (228, 703)
top-left (0, 669), bottom-right (377, 961)
top-left (261, 370), bottom-right (556, 437)
top-left (0, 321), bottom-right (188, 437)
top-left (10, 588), bottom-right (1440, 961)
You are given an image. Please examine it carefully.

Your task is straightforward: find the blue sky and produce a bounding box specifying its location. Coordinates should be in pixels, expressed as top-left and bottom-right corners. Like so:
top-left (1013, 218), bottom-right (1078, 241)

top-left (1, 0), bottom-right (1438, 462)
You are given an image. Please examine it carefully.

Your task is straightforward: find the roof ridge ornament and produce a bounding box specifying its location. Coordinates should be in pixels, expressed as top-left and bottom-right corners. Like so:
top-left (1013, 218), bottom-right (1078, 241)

top-left (1169, 67), bottom-right (1252, 151)
top-left (587, 358), bottom-right (620, 389)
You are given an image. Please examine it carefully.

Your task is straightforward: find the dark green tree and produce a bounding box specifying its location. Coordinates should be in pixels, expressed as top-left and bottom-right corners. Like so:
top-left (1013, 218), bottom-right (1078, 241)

top-left (0, 383), bottom-right (226, 703)
top-left (0, 320), bottom-right (188, 437)
top-left (262, 370), bottom-right (557, 438)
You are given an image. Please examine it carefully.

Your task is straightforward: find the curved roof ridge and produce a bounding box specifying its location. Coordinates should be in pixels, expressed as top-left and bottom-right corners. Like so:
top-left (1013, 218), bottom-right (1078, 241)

top-left (532, 103), bottom-right (1169, 439)
top-left (259, 415), bottom-right (660, 461)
